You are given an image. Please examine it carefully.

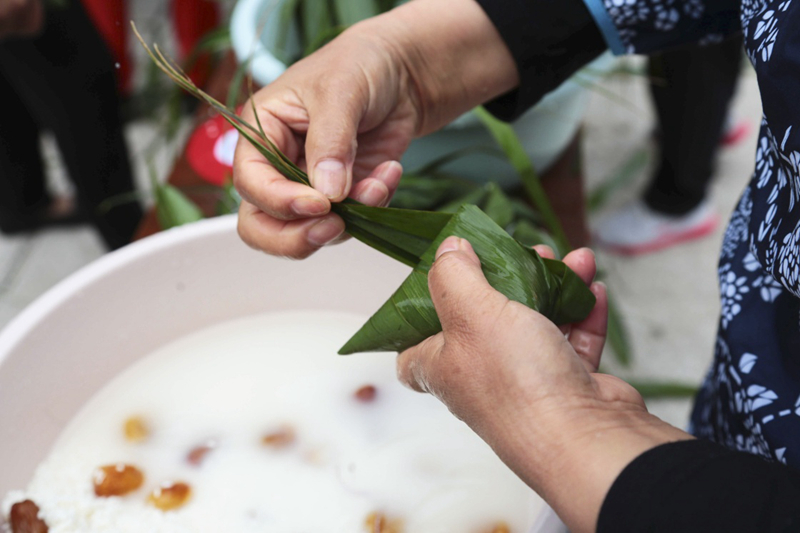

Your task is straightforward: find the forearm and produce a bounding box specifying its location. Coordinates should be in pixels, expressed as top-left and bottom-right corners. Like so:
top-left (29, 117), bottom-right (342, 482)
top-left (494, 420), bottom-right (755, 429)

top-left (478, 398), bottom-right (692, 533)
top-left (349, 0), bottom-right (519, 136)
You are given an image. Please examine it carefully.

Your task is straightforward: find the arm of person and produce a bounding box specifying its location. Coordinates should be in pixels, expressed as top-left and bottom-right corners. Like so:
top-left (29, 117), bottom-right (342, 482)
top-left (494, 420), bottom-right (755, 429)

top-left (398, 237), bottom-right (800, 533)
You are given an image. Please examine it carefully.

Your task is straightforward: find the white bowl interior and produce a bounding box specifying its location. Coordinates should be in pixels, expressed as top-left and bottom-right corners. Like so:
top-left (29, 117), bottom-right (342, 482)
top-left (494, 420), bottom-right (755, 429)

top-left (0, 216), bottom-right (409, 494)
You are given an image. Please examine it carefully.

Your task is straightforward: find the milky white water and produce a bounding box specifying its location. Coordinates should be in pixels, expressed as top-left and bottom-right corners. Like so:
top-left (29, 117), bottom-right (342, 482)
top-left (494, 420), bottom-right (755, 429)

top-left (2, 311), bottom-right (544, 532)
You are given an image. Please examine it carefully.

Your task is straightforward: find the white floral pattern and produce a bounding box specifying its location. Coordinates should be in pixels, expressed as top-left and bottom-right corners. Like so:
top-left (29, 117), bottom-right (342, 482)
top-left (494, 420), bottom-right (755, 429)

top-left (595, 0), bottom-right (800, 467)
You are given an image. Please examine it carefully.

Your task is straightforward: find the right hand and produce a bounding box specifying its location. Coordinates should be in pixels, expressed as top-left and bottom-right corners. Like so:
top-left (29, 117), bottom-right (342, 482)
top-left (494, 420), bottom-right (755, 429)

top-left (233, 0), bottom-right (519, 259)
top-left (0, 0), bottom-right (43, 40)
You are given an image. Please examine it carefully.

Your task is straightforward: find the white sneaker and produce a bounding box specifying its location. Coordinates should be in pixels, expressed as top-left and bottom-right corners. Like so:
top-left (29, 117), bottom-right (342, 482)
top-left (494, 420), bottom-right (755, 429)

top-left (593, 200), bottom-right (720, 255)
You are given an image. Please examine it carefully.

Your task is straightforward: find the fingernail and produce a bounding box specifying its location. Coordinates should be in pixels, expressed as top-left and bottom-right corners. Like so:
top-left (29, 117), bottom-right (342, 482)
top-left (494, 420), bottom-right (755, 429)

top-left (313, 160), bottom-right (346, 199)
top-left (579, 247), bottom-right (596, 258)
top-left (356, 181), bottom-right (389, 206)
top-left (436, 236), bottom-right (462, 259)
top-left (291, 196), bottom-right (328, 217)
top-left (307, 217), bottom-right (345, 247)
top-left (376, 160), bottom-right (402, 182)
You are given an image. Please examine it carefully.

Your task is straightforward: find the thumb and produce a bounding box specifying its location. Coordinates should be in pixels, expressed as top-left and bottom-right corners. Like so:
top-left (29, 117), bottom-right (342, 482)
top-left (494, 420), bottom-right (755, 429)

top-left (304, 92), bottom-right (363, 202)
top-left (428, 237), bottom-right (507, 339)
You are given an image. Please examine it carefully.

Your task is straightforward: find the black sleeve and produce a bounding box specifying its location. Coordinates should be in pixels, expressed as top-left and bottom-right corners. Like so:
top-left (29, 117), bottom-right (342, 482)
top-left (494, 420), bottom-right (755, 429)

top-left (473, 0), bottom-right (607, 121)
top-left (598, 439), bottom-right (800, 533)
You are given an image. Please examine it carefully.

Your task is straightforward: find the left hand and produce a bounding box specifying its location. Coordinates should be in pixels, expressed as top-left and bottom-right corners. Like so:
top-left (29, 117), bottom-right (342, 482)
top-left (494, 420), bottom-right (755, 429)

top-left (397, 237), bottom-right (691, 533)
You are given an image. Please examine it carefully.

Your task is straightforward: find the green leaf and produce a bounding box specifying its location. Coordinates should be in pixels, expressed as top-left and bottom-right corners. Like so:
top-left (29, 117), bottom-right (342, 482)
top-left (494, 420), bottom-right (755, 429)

top-left (303, 24), bottom-right (346, 56)
top-left (300, 0), bottom-right (333, 52)
top-left (338, 204), bottom-right (451, 267)
top-left (474, 107), bottom-right (572, 254)
top-left (154, 184), bottom-right (204, 230)
top-left (437, 186), bottom-right (488, 214)
top-left (273, 0), bottom-right (303, 65)
top-left (512, 219), bottom-right (559, 253)
top-left (628, 380), bottom-right (698, 399)
top-left (332, 0), bottom-right (378, 26)
top-left (391, 173), bottom-right (477, 211)
top-left (606, 293), bottom-right (633, 367)
top-left (483, 183), bottom-right (514, 228)
top-left (339, 205), bottom-right (595, 354)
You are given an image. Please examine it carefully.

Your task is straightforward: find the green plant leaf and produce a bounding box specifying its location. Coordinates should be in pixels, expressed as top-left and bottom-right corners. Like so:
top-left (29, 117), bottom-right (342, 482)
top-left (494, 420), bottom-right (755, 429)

top-left (339, 205), bottom-right (596, 354)
top-left (473, 106), bottom-right (572, 254)
top-left (606, 293), bottom-right (632, 367)
top-left (483, 183), bottom-right (514, 228)
top-left (154, 184), bottom-right (204, 229)
top-left (628, 380), bottom-right (698, 399)
top-left (391, 172), bottom-right (477, 211)
top-left (300, 0), bottom-right (333, 51)
top-left (512, 219), bottom-right (560, 256)
top-left (338, 204), bottom-right (452, 267)
top-left (331, 0), bottom-right (378, 26)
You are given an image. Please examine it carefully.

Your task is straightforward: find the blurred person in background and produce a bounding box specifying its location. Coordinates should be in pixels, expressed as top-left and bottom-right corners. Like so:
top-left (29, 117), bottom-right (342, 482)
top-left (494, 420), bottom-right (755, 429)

top-left (594, 35), bottom-right (747, 254)
top-left (0, 0), bottom-right (142, 250)
top-left (81, 0), bottom-right (221, 96)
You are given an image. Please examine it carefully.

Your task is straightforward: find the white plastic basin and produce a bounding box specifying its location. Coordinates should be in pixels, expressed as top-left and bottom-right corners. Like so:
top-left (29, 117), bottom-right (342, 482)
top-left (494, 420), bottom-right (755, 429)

top-left (0, 215), bottom-right (565, 531)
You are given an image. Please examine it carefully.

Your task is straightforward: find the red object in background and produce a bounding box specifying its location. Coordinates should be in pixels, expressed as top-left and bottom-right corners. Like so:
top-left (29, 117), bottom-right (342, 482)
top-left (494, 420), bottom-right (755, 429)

top-left (171, 0), bottom-right (220, 88)
top-left (81, 0), bottom-right (219, 95)
top-left (185, 111), bottom-right (238, 186)
top-left (81, 0), bottom-right (133, 95)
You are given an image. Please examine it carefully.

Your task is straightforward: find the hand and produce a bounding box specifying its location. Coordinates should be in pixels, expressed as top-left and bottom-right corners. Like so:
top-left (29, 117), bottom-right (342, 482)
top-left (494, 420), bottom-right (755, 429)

top-left (397, 237), bottom-right (692, 533)
top-left (233, 0), bottom-right (518, 259)
top-left (0, 0), bottom-right (42, 39)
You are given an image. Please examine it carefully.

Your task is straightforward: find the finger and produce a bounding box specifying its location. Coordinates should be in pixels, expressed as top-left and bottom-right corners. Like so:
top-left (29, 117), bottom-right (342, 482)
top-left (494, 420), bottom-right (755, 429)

top-left (562, 247), bottom-right (597, 286)
top-left (532, 244), bottom-right (555, 260)
top-left (350, 161), bottom-right (403, 206)
top-left (233, 105), bottom-right (330, 221)
top-left (237, 200), bottom-right (345, 259)
top-left (428, 237), bottom-right (506, 339)
top-left (568, 282), bottom-right (608, 372)
top-left (396, 333), bottom-right (445, 393)
top-left (304, 85), bottom-right (366, 202)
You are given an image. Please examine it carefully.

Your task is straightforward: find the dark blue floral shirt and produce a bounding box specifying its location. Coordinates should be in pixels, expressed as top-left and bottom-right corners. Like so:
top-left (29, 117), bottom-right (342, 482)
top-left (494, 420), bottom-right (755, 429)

top-left (585, 0), bottom-right (800, 466)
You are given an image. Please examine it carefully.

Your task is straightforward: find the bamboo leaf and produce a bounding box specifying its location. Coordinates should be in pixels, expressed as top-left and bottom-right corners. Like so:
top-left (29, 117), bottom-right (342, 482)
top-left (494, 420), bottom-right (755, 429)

top-left (473, 106), bottom-right (571, 254)
top-left (483, 183), bottom-right (514, 228)
top-left (628, 380), bottom-right (698, 399)
top-left (437, 187), bottom-right (489, 214)
top-left (303, 24), bottom-right (346, 56)
top-left (391, 173), bottom-right (477, 211)
top-left (301, 0), bottom-right (333, 52)
top-left (155, 184), bottom-right (204, 229)
top-left (512, 219), bottom-right (559, 253)
top-left (339, 205), bottom-right (595, 354)
top-left (606, 294), bottom-right (633, 367)
top-left (338, 204), bottom-right (452, 267)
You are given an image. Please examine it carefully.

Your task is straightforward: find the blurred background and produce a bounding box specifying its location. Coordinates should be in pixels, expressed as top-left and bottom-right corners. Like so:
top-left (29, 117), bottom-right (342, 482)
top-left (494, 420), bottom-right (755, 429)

top-left (0, 0), bottom-right (762, 428)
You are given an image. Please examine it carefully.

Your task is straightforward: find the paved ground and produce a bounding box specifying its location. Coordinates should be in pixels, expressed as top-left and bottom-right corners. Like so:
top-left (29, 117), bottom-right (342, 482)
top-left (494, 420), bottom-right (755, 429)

top-left (0, 53), bottom-right (762, 429)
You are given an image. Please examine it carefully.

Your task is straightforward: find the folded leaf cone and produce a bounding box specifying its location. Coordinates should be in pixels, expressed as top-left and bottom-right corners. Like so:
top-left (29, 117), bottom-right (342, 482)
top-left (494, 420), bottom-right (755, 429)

top-left (338, 205), bottom-right (595, 354)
